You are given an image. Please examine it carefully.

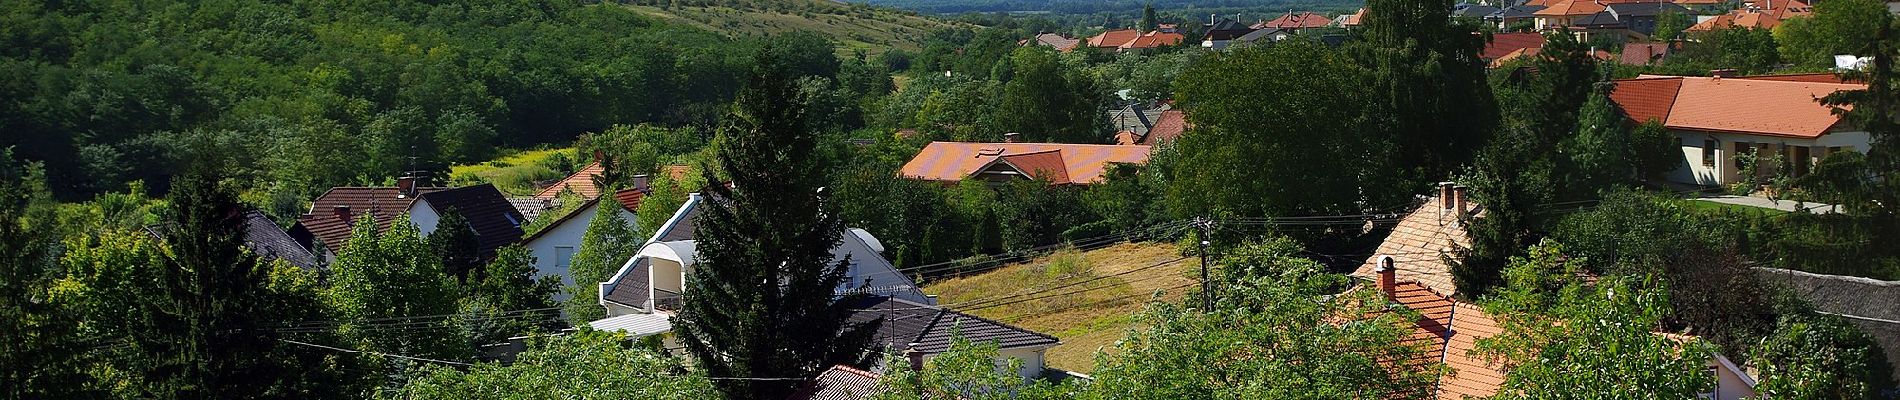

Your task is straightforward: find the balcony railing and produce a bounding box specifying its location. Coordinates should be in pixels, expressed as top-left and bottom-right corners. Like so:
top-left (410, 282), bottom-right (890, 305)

top-left (653, 289), bottom-right (683, 312)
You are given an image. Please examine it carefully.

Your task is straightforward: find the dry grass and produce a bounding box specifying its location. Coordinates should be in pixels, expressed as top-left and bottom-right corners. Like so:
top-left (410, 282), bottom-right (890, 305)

top-left (922, 242), bottom-right (1194, 373)
top-left (617, 2), bottom-right (968, 56)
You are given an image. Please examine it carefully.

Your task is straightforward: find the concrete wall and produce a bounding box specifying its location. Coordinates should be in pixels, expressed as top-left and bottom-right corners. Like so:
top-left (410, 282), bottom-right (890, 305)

top-left (409, 201), bottom-right (442, 236)
top-left (1755, 267), bottom-right (1900, 383)
top-left (522, 201), bottom-right (638, 294)
top-left (1668, 130), bottom-right (1871, 187)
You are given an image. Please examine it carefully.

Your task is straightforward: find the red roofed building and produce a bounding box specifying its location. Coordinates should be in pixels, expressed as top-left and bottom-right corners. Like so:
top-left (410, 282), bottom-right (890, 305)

top-left (1116, 109), bottom-right (1189, 145)
top-left (1609, 75), bottom-right (1868, 187)
top-left (1119, 31), bottom-right (1186, 51)
top-left (536, 161), bottom-right (606, 199)
top-left (1087, 29), bottom-right (1142, 48)
top-left (290, 179), bottom-right (525, 262)
top-left (1686, 0), bottom-right (1812, 32)
top-left (1255, 11), bottom-right (1333, 31)
top-left (900, 142), bottom-right (1151, 185)
top-left (1482, 32), bottom-right (1547, 62)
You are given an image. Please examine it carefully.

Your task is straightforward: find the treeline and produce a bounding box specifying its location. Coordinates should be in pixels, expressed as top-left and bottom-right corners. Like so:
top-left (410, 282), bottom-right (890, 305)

top-left (0, 0), bottom-right (762, 202)
top-left (865, 0), bottom-right (1360, 15)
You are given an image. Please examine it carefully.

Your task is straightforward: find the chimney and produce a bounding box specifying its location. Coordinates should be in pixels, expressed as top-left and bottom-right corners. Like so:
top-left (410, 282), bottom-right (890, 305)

top-left (396, 174), bottom-right (422, 198)
top-left (905, 347), bottom-right (925, 371)
top-left (1710, 69), bottom-right (1739, 78)
top-left (1375, 255), bottom-right (1397, 295)
top-left (1003, 132), bottom-right (1022, 143)
top-left (333, 205), bottom-right (353, 222)
top-left (1453, 185), bottom-right (1471, 217)
top-left (1438, 182), bottom-right (1456, 210)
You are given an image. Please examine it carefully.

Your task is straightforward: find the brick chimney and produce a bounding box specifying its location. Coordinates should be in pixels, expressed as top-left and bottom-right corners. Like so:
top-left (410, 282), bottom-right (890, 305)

top-left (1452, 184), bottom-right (1471, 218)
top-left (1376, 255), bottom-right (1397, 295)
top-left (397, 173), bottom-right (428, 198)
top-left (1003, 132), bottom-right (1022, 143)
top-left (333, 205), bottom-right (353, 222)
top-left (1438, 182), bottom-right (1456, 220)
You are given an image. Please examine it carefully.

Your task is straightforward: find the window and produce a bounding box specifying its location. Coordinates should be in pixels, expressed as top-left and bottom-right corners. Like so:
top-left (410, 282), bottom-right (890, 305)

top-left (555, 246), bottom-right (576, 269)
top-left (1702, 138), bottom-right (1718, 167)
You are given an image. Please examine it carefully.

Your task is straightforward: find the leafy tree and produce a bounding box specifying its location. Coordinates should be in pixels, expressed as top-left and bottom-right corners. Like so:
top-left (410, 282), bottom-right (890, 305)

top-left (461, 246), bottom-right (563, 345)
top-left (1084, 240), bottom-right (1440, 399)
top-left (1776, 0), bottom-right (1891, 69)
top-left (1566, 79), bottom-right (1637, 191)
top-left (562, 196), bottom-right (645, 325)
top-left (993, 46), bottom-right (1108, 143)
top-left (395, 329), bottom-right (718, 400)
top-left (145, 164), bottom-right (281, 399)
top-left (993, 178), bottom-right (1091, 251)
top-left (1356, 0), bottom-right (1498, 182)
top-left (0, 148), bottom-right (90, 399)
top-left (1652, 9), bottom-right (1691, 43)
top-left (872, 335), bottom-right (1073, 400)
top-left (1822, 16), bottom-right (1900, 218)
top-left (1751, 312), bottom-right (1896, 399)
top-left (1168, 41), bottom-right (1404, 221)
top-left (1479, 240), bottom-right (1717, 399)
top-left (326, 215), bottom-right (470, 368)
top-left (1140, 3), bottom-right (1158, 32)
top-left (635, 172), bottom-right (689, 237)
top-left (674, 43), bottom-right (880, 400)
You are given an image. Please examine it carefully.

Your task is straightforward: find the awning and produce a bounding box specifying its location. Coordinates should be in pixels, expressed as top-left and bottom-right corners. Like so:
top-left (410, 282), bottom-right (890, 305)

top-left (587, 312), bottom-right (673, 338)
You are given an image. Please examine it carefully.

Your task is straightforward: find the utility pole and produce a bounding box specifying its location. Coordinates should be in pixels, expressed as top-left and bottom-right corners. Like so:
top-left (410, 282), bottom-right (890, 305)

top-left (1195, 217), bottom-right (1212, 310)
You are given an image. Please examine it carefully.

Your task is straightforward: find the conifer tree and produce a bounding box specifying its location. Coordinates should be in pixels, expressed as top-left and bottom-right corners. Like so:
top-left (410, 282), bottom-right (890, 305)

top-left (0, 148), bottom-right (89, 398)
top-left (147, 162), bottom-right (276, 399)
top-left (674, 43), bottom-right (879, 400)
top-left (429, 211), bottom-right (482, 285)
top-left (1357, 0), bottom-right (1498, 181)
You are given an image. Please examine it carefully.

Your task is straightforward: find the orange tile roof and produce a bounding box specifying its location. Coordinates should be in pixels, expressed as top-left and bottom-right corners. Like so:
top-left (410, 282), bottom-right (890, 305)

top-left (1357, 280), bottom-right (1507, 399)
top-left (1608, 77), bottom-right (1683, 124)
top-left (1119, 31), bottom-right (1185, 49)
top-left (1142, 110), bottom-right (1188, 145)
top-left (535, 161), bottom-right (605, 199)
top-left (1487, 46), bottom-right (1613, 68)
top-left (1258, 11), bottom-right (1334, 29)
top-left (900, 142), bottom-right (1151, 185)
top-left (1612, 76), bottom-right (1862, 138)
top-left (991, 150), bottom-right (1071, 184)
top-left (1087, 29), bottom-right (1141, 48)
top-left (1739, 73), bottom-right (1848, 84)
top-left (1340, 8), bottom-right (1365, 26)
top-left (1685, 1), bottom-right (1812, 32)
top-left (1482, 33), bottom-right (1547, 61)
top-left (1535, 0), bottom-right (1608, 16)
top-left (1352, 194), bottom-right (1475, 297)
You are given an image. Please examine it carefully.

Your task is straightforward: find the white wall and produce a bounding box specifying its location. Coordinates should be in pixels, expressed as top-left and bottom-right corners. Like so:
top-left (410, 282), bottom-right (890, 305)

top-left (522, 200), bottom-right (638, 299)
top-left (1667, 130), bottom-right (1871, 187)
top-left (409, 201), bottom-right (442, 236)
top-left (906, 345), bottom-right (1051, 381)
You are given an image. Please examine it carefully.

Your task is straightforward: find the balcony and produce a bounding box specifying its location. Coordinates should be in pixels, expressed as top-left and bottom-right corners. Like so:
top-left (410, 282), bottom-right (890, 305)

top-left (653, 288), bottom-right (683, 312)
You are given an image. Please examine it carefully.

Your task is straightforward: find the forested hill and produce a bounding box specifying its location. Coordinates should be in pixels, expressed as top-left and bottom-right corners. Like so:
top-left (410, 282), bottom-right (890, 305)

top-left (0, 0), bottom-right (928, 202)
top-left (617, 0), bottom-right (967, 54)
top-left (864, 0), bottom-right (1364, 15)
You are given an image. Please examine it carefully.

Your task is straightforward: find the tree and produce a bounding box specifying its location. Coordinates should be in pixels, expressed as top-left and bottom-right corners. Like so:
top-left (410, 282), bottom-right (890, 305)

top-left (635, 172), bottom-right (689, 237)
top-left (1751, 313), bottom-right (1896, 399)
top-left (1567, 79), bottom-right (1636, 191)
top-left (1356, 0), bottom-right (1499, 182)
top-left (1776, 0), bottom-right (1891, 69)
top-left (1140, 3), bottom-right (1158, 32)
top-left (395, 329), bottom-right (718, 400)
top-left (993, 46), bottom-right (1107, 143)
top-left (326, 215), bottom-right (470, 369)
top-left (562, 196), bottom-right (644, 325)
top-left (1822, 15), bottom-right (1900, 218)
top-left (674, 43), bottom-right (880, 400)
top-left (145, 164), bottom-right (280, 399)
top-left (1652, 9), bottom-right (1691, 43)
top-left (428, 211), bottom-right (482, 285)
top-left (1478, 240), bottom-right (1718, 399)
top-left (461, 246), bottom-right (563, 345)
top-left (1085, 241), bottom-right (1440, 399)
top-left (0, 148), bottom-right (90, 398)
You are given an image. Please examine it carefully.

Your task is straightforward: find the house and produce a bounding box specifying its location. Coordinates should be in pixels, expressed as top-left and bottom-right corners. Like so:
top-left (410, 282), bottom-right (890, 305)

top-left (785, 365), bottom-right (884, 400)
top-left (1482, 32), bottom-right (1548, 64)
top-left (1620, 42), bottom-right (1679, 66)
top-left (1533, 0), bottom-right (1610, 31)
top-left (289, 178), bottom-right (525, 262)
top-left (1336, 8), bottom-right (1366, 29)
top-left (1115, 110), bottom-right (1188, 146)
top-left (1492, 4), bottom-right (1549, 30)
top-left (1487, 46), bottom-right (1614, 68)
top-left (1685, 0), bottom-right (1813, 32)
top-left (147, 211), bottom-right (321, 270)
top-left (1231, 27), bottom-right (1292, 47)
top-left (1608, 74), bottom-right (1869, 187)
top-left (1201, 16), bottom-right (1256, 50)
top-left (535, 161), bottom-right (606, 199)
top-left (1350, 186), bottom-right (1759, 399)
top-left (1255, 11), bottom-right (1333, 32)
top-left (1452, 3), bottom-right (1503, 21)
top-left (1155, 23), bottom-right (1179, 33)
top-left (899, 142), bottom-right (1152, 185)
top-left (1086, 29), bottom-right (1182, 52)
top-left (1086, 29), bottom-right (1141, 48)
top-left (517, 187), bottom-right (645, 293)
top-left (850, 296), bottom-right (1062, 380)
top-left (1022, 33), bottom-right (1080, 52)
top-left (1570, 2), bottom-right (1692, 40)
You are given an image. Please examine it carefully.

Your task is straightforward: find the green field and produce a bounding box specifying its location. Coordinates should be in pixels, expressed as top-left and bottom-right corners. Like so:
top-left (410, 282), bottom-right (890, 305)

top-left (448, 147), bottom-right (578, 196)
top-left (618, 1), bottom-right (967, 55)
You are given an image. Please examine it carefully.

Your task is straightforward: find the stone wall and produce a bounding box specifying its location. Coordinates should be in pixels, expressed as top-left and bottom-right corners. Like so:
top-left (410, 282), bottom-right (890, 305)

top-left (1755, 267), bottom-right (1900, 383)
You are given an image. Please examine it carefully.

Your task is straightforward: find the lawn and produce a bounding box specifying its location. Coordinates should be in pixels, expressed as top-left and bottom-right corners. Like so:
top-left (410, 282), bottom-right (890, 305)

top-left (447, 147), bottom-right (577, 196)
top-left (922, 241), bottom-right (1193, 373)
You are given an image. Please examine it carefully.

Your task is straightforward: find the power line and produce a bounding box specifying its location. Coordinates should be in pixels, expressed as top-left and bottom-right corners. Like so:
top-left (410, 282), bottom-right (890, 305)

top-left (277, 338), bottom-right (473, 366)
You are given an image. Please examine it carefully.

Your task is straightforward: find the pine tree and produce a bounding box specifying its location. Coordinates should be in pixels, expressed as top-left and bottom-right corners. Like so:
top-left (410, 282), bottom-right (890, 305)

top-left (674, 44), bottom-right (879, 400)
top-left (147, 163), bottom-right (276, 399)
top-left (0, 148), bottom-right (89, 398)
top-left (1140, 3), bottom-right (1158, 32)
top-left (561, 196), bottom-right (643, 325)
top-left (429, 211), bottom-right (482, 286)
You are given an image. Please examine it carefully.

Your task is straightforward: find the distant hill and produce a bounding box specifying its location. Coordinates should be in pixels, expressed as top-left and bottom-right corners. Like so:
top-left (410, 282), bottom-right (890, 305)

top-left (863, 0), bottom-right (1364, 15)
top-left (618, 0), bottom-right (969, 54)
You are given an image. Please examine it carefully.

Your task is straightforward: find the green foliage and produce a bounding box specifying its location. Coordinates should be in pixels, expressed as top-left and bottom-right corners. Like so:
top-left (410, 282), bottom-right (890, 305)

top-left (147, 166), bottom-right (281, 399)
top-left (635, 173), bottom-right (690, 238)
top-left (1652, 9), bottom-right (1691, 43)
top-left (326, 215), bottom-right (471, 367)
top-left (993, 179), bottom-right (1093, 251)
top-left (462, 246), bottom-right (563, 346)
top-left (395, 329), bottom-right (718, 400)
top-left (1085, 243), bottom-right (1439, 399)
top-left (563, 196), bottom-right (645, 326)
top-left (1751, 313), bottom-right (1896, 399)
top-left (1479, 240), bottom-right (1718, 399)
top-left (675, 42), bottom-right (880, 399)
top-left (1566, 80), bottom-right (1638, 190)
top-left (872, 335), bottom-right (1073, 400)
top-left (1777, 0), bottom-right (1892, 69)
top-left (429, 212), bottom-right (483, 285)
top-left (1168, 40), bottom-right (1403, 220)
top-left (993, 47), bottom-right (1110, 143)
top-left (1356, 0), bottom-right (1498, 181)
top-left (1672, 28), bottom-right (1782, 74)
top-left (0, 149), bottom-right (92, 399)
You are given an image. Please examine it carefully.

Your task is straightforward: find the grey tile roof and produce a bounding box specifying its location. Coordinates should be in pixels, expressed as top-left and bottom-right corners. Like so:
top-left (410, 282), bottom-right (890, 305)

top-left (850, 297), bottom-right (1060, 355)
top-left (243, 211), bottom-right (319, 270)
top-left (416, 184), bottom-right (526, 258)
top-left (785, 365), bottom-right (884, 400)
top-left (507, 197), bottom-right (561, 221)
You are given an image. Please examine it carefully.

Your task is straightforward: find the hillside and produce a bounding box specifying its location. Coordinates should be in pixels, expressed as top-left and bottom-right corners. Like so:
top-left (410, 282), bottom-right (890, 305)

top-left (865, 0), bottom-right (1364, 15)
top-left (617, 0), bottom-right (967, 54)
top-left (922, 242), bottom-right (1195, 373)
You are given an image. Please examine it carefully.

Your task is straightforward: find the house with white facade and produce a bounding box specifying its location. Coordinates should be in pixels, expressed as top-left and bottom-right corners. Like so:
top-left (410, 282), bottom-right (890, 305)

top-left (1609, 74), bottom-right (1871, 187)
top-left (516, 188), bottom-right (643, 298)
top-left (290, 177), bottom-right (525, 263)
top-left (588, 193), bottom-right (1060, 379)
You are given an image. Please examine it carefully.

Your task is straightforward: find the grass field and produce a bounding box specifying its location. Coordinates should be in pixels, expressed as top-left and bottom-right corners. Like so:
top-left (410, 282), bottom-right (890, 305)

top-left (618, 1), bottom-right (966, 56)
top-left (447, 147), bottom-right (577, 196)
top-left (922, 241), bottom-right (1193, 373)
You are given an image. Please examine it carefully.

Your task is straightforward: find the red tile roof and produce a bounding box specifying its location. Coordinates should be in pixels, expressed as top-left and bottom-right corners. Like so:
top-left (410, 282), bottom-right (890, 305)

top-left (294, 187), bottom-right (444, 252)
top-left (1352, 194), bottom-right (1476, 297)
top-left (535, 161), bottom-right (605, 199)
top-left (519, 187), bottom-right (645, 245)
top-left (1482, 33), bottom-right (1547, 61)
top-left (1535, 0), bottom-right (1608, 16)
top-left (1608, 76), bottom-right (1683, 124)
top-left (1087, 29), bottom-right (1141, 48)
top-left (1619, 42), bottom-right (1674, 66)
top-left (1611, 75), bottom-right (1862, 138)
top-left (1142, 110), bottom-right (1188, 145)
top-left (1686, 0), bottom-right (1812, 32)
top-left (1352, 279), bottom-right (1507, 399)
top-left (900, 142), bottom-right (1151, 185)
top-left (1257, 11), bottom-right (1333, 29)
top-left (1339, 8), bottom-right (1366, 27)
top-left (1119, 31), bottom-right (1186, 49)
top-left (991, 150), bottom-right (1072, 184)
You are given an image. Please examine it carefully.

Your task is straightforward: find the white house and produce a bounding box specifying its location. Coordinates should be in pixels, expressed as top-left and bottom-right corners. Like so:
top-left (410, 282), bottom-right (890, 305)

top-left (588, 193), bottom-right (1060, 379)
top-left (1610, 74), bottom-right (1871, 187)
top-left (516, 189), bottom-right (643, 300)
